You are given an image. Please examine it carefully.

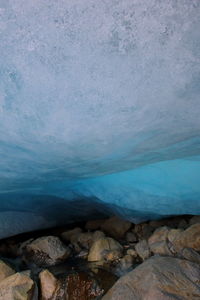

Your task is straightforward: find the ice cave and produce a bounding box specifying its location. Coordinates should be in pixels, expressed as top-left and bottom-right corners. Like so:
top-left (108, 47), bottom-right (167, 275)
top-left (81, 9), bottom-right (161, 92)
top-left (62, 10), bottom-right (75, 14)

top-left (0, 0), bottom-right (200, 238)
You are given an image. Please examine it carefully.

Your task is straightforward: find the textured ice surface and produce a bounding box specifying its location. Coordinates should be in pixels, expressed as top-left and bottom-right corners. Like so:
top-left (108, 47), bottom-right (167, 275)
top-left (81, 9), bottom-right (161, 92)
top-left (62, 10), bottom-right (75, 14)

top-left (0, 0), bottom-right (200, 237)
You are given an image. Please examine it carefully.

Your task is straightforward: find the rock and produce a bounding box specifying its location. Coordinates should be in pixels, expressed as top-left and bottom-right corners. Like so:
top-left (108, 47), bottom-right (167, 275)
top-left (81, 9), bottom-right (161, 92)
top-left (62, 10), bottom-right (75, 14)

top-left (149, 240), bottom-right (172, 256)
top-left (93, 230), bottom-right (105, 241)
top-left (189, 215), bottom-right (200, 226)
top-left (180, 248), bottom-right (200, 264)
top-left (76, 232), bottom-right (94, 249)
top-left (135, 240), bottom-right (150, 261)
top-left (133, 223), bottom-right (153, 240)
top-left (85, 219), bottom-right (105, 230)
top-left (63, 272), bottom-right (103, 300)
top-left (125, 232), bottom-right (137, 243)
top-left (25, 236), bottom-right (70, 266)
top-left (119, 255), bottom-right (133, 271)
top-left (148, 226), bottom-right (170, 245)
top-left (167, 228), bottom-right (183, 243)
top-left (102, 256), bottom-right (200, 300)
top-left (88, 237), bottom-right (123, 262)
top-left (0, 260), bottom-right (15, 282)
top-left (126, 248), bottom-right (138, 258)
top-left (173, 224), bottom-right (200, 251)
top-left (61, 227), bottom-right (82, 242)
top-left (178, 219), bottom-right (188, 229)
top-left (105, 249), bottom-right (123, 261)
top-left (101, 216), bottom-right (131, 239)
top-left (0, 272), bottom-right (34, 300)
top-left (39, 269), bottom-right (58, 300)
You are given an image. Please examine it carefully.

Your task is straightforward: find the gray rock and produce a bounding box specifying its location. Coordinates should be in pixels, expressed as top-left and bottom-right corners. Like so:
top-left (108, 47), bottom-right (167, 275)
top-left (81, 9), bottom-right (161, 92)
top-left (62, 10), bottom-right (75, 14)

top-left (102, 256), bottom-right (200, 300)
top-left (135, 240), bottom-right (150, 261)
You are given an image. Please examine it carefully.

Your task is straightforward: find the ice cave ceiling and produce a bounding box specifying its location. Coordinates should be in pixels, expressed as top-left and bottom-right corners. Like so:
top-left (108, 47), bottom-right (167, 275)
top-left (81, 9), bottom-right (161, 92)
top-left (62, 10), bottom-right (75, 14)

top-left (0, 0), bottom-right (200, 238)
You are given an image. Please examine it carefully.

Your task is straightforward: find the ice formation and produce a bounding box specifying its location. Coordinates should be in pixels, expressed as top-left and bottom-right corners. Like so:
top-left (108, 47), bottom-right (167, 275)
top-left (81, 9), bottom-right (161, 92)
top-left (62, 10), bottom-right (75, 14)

top-left (0, 0), bottom-right (200, 237)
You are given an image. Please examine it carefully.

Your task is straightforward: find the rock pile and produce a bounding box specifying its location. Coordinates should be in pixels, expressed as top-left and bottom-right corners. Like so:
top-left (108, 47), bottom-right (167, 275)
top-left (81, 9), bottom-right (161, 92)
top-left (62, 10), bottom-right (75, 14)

top-left (0, 214), bottom-right (200, 299)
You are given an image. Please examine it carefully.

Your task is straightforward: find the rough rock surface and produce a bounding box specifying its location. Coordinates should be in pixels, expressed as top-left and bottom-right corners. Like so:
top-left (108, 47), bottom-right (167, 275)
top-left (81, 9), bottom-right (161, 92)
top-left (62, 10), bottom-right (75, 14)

top-left (0, 272), bottom-right (34, 300)
top-left (102, 256), bottom-right (200, 300)
top-left (101, 216), bottom-right (131, 239)
top-left (135, 240), bottom-right (150, 261)
top-left (39, 269), bottom-right (58, 300)
top-left (88, 237), bottom-right (123, 262)
top-left (0, 260), bottom-right (15, 282)
top-left (25, 236), bottom-right (70, 266)
top-left (173, 224), bottom-right (200, 251)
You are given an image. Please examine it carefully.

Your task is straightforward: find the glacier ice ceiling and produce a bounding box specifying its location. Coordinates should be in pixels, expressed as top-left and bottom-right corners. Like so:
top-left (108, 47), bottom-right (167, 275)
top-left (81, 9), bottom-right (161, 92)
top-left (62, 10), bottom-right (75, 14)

top-left (0, 0), bottom-right (200, 238)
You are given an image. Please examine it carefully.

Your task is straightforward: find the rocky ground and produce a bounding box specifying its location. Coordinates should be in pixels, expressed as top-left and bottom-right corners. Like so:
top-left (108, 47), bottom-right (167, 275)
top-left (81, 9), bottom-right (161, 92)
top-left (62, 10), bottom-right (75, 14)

top-left (0, 215), bottom-right (200, 299)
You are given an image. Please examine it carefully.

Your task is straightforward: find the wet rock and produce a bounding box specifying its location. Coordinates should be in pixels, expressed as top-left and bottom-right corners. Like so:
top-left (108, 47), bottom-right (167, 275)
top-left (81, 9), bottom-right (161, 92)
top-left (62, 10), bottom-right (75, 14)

top-left (39, 269), bottom-right (58, 300)
top-left (189, 215), bottom-right (200, 226)
top-left (101, 216), bottom-right (131, 239)
top-left (173, 224), bottom-right (200, 251)
top-left (85, 219), bottom-right (105, 231)
top-left (135, 240), bottom-right (150, 261)
top-left (0, 260), bottom-right (15, 282)
top-left (25, 236), bottom-right (70, 266)
top-left (102, 256), bottom-right (200, 300)
top-left (61, 227), bottom-right (82, 242)
top-left (125, 232), bottom-right (137, 243)
top-left (0, 272), bottom-right (34, 300)
top-left (88, 237), bottom-right (123, 262)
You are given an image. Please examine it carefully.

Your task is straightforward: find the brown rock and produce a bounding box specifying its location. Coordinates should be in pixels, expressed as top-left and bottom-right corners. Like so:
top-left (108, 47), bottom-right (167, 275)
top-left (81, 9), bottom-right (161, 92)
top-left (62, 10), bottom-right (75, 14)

top-left (148, 226), bottom-right (170, 245)
top-left (93, 230), bottom-right (105, 241)
top-left (167, 228), bottom-right (183, 243)
top-left (126, 248), bottom-right (138, 258)
top-left (125, 232), bottom-right (137, 243)
top-left (133, 223), bottom-right (153, 240)
top-left (105, 249), bottom-right (122, 261)
top-left (39, 269), bottom-right (58, 300)
top-left (135, 240), bottom-right (150, 261)
top-left (180, 248), bottom-right (200, 264)
top-left (101, 216), bottom-right (131, 239)
top-left (25, 236), bottom-right (70, 266)
top-left (0, 260), bottom-right (15, 282)
top-left (61, 227), bottom-right (82, 242)
top-left (150, 240), bottom-right (172, 256)
top-left (119, 255), bottom-right (133, 271)
top-left (173, 223), bottom-right (200, 251)
top-left (88, 237), bottom-right (123, 262)
top-left (102, 256), bottom-right (200, 300)
top-left (0, 272), bottom-right (34, 300)
top-left (85, 219), bottom-right (105, 230)
top-left (189, 215), bottom-right (200, 226)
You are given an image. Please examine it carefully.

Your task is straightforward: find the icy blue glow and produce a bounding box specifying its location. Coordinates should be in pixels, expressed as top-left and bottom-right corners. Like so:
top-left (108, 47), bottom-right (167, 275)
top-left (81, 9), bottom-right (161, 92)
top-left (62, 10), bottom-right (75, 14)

top-left (0, 0), bottom-right (200, 237)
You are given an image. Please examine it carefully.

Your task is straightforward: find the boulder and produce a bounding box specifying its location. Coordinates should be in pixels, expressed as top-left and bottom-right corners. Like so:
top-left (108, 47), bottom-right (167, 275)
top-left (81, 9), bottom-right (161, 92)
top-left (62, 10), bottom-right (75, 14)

top-left (88, 237), bottom-right (123, 262)
top-left (180, 248), bottom-right (200, 264)
top-left (125, 232), bottom-right (137, 243)
top-left (25, 236), bottom-right (70, 266)
top-left (135, 240), bottom-right (150, 261)
top-left (61, 227), bottom-right (82, 242)
top-left (189, 216), bottom-right (200, 226)
top-left (173, 224), bottom-right (200, 251)
top-left (148, 226), bottom-right (170, 245)
top-left (101, 216), bottom-right (131, 239)
top-left (0, 260), bottom-right (15, 282)
top-left (85, 219), bottom-right (105, 230)
top-left (0, 272), bottom-right (34, 300)
top-left (102, 256), bottom-right (200, 300)
top-left (39, 269), bottom-right (58, 300)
